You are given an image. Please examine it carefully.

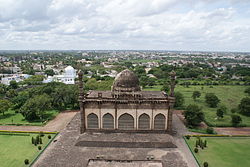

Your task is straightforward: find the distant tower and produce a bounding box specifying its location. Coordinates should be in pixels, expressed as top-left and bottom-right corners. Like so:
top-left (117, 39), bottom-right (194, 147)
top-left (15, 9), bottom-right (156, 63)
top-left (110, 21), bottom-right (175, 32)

top-left (78, 70), bottom-right (85, 133)
top-left (167, 71), bottom-right (176, 133)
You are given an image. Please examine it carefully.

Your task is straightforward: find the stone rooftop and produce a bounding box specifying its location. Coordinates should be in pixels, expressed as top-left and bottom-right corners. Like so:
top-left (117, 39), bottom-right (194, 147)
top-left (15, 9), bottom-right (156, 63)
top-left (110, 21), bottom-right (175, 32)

top-left (86, 90), bottom-right (167, 99)
top-left (33, 113), bottom-right (189, 167)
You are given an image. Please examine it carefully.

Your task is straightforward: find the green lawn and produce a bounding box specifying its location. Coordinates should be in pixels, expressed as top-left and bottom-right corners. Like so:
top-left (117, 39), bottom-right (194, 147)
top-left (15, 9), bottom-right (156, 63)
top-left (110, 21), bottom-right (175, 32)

top-left (186, 137), bottom-right (250, 167)
top-left (144, 85), bottom-right (250, 127)
top-left (0, 110), bottom-right (59, 126)
top-left (0, 132), bottom-right (56, 167)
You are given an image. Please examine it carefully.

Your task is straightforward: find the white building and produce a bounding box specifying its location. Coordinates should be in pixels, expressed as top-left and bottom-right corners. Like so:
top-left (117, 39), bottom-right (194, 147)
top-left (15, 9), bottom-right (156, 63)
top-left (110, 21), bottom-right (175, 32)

top-left (1, 74), bottom-right (30, 85)
top-left (43, 66), bottom-right (76, 84)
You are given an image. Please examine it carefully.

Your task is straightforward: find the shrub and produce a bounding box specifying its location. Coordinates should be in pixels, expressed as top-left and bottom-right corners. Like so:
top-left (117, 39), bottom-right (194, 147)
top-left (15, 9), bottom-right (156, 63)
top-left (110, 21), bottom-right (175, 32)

top-left (194, 147), bottom-right (198, 153)
top-left (206, 127), bottom-right (214, 134)
top-left (39, 137), bottom-right (43, 144)
top-left (24, 159), bottom-right (29, 165)
top-left (40, 131), bottom-right (44, 137)
top-left (203, 162), bottom-right (208, 167)
top-left (204, 140), bottom-right (207, 147)
top-left (231, 114), bottom-right (242, 127)
top-left (231, 108), bottom-right (237, 114)
top-left (36, 135), bottom-right (40, 144)
top-left (48, 135), bottom-right (51, 139)
top-left (31, 137), bottom-right (35, 144)
top-left (195, 140), bottom-right (198, 147)
top-left (38, 146), bottom-right (42, 150)
top-left (186, 135), bottom-right (190, 140)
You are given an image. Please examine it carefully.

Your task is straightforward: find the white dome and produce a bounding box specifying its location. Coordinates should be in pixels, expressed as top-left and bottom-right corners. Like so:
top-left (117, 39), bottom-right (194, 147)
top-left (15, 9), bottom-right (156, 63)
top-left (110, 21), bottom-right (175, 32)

top-left (64, 66), bottom-right (75, 76)
top-left (65, 66), bottom-right (74, 72)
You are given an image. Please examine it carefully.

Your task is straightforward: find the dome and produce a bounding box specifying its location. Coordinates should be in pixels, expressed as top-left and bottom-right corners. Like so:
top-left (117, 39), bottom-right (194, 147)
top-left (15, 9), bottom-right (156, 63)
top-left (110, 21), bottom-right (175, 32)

top-left (112, 69), bottom-right (141, 92)
top-left (64, 66), bottom-right (76, 76)
top-left (65, 66), bottom-right (74, 72)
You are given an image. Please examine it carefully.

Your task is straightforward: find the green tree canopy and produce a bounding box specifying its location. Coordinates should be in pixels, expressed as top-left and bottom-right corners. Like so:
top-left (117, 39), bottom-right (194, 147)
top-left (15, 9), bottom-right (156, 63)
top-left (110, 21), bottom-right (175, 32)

top-left (231, 114), bottom-right (242, 127)
top-left (184, 104), bottom-right (204, 127)
top-left (20, 94), bottom-right (52, 120)
top-left (45, 69), bottom-right (55, 76)
top-left (192, 91), bottom-right (201, 100)
top-left (174, 92), bottom-right (185, 108)
top-left (216, 105), bottom-right (227, 119)
top-left (244, 87), bottom-right (250, 96)
top-left (205, 93), bottom-right (220, 108)
top-left (23, 75), bottom-right (45, 85)
top-left (8, 80), bottom-right (19, 89)
top-left (238, 97), bottom-right (250, 116)
top-left (0, 99), bottom-right (12, 115)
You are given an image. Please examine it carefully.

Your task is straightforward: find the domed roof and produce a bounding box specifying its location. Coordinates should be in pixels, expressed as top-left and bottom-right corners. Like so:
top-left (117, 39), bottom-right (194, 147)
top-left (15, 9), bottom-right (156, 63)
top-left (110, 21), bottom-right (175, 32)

top-left (112, 69), bottom-right (141, 92)
top-left (65, 66), bottom-right (74, 71)
top-left (64, 66), bottom-right (76, 76)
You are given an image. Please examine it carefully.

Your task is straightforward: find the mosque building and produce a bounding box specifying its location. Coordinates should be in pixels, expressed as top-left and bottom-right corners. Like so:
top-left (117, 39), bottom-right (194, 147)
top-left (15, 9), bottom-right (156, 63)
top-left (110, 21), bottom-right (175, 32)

top-left (78, 69), bottom-right (176, 133)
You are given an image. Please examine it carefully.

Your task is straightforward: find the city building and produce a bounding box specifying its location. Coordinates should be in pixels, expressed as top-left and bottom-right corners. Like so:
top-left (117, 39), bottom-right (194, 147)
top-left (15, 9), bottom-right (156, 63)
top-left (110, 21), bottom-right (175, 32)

top-left (43, 66), bottom-right (76, 84)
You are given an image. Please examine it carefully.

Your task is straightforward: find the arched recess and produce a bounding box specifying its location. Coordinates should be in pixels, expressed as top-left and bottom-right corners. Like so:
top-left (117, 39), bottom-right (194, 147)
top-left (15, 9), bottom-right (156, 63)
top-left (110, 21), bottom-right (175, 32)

top-left (138, 113), bottom-right (150, 130)
top-left (118, 113), bottom-right (134, 130)
top-left (154, 114), bottom-right (166, 130)
top-left (87, 113), bottom-right (99, 129)
top-left (102, 113), bottom-right (114, 129)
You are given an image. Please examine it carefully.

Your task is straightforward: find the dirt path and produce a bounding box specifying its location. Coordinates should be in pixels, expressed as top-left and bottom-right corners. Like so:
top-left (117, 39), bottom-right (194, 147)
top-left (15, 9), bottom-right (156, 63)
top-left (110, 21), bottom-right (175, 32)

top-left (0, 111), bottom-right (78, 132)
top-left (215, 127), bottom-right (250, 135)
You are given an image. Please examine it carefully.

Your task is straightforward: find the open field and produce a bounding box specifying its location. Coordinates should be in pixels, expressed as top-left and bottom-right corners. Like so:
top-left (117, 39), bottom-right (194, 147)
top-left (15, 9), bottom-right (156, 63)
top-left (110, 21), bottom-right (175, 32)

top-left (0, 132), bottom-right (56, 167)
top-left (144, 85), bottom-right (250, 126)
top-left (185, 137), bottom-right (250, 167)
top-left (0, 110), bottom-right (58, 126)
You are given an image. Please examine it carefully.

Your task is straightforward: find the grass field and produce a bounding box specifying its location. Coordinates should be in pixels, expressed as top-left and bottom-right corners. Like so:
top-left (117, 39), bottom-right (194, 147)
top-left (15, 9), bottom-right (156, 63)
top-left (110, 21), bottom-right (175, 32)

top-left (144, 85), bottom-right (250, 126)
top-left (0, 110), bottom-right (59, 126)
top-left (0, 132), bottom-right (56, 167)
top-left (186, 137), bottom-right (250, 167)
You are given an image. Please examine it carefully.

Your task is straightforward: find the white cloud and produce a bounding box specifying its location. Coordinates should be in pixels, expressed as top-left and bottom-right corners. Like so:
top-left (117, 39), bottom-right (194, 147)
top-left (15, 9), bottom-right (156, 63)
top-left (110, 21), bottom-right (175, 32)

top-left (0, 0), bottom-right (249, 51)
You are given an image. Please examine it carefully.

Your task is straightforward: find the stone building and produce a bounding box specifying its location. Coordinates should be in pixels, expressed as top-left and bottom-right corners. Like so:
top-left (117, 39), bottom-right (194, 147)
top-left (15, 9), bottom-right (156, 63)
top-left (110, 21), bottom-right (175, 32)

top-left (78, 69), bottom-right (176, 133)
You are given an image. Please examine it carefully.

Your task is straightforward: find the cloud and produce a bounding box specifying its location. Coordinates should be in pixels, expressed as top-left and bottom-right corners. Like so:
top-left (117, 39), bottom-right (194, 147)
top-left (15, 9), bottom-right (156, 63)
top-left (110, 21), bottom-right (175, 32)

top-left (0, 0), bottom-right (249, 51)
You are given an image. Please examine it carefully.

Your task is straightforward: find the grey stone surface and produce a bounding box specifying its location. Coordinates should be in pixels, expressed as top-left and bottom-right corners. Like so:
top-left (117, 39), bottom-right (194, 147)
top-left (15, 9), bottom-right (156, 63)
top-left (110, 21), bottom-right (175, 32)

top-left (33, 113), bottom-right (189, 167)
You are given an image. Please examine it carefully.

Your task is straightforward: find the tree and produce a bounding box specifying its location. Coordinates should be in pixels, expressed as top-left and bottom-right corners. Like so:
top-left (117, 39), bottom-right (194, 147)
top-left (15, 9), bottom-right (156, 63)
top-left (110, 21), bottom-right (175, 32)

top-left (174, 92), bottom-right (185, 108)
top-left (161, 81), bottom-right (170, 93)
top-left (12, 91), bottom-right (30, 111)
top-left (85, 78), bottom-right (98, 90)
top-left (45, 69), bottom-right (55, 76)
top-left (139, 75), bottom-right (148, 88)
top-left (184, 104), bottom-right (204, 126)
top-left (231, 114), bottom-right (242, 127)
top-left (0, 99), bottom-right (11, 115)
top-left (216, 105), bottom-right (227, 119)
top-left (6, 89), bottom-right (17, 98)
top-left (192, 91), bottom-right (201, 100)
top-left (205, 93), bottom-right (220, 108)
top-left (23, 75), bottom-right (44, 85)
top-left (20, 94), bottom-right (52, 120)
top-left (9, 80), bottom-right (19, 89)
top-left (244, 87), bottom-right (250, 96)
top-left (238, 97), bottom-right (250, 116)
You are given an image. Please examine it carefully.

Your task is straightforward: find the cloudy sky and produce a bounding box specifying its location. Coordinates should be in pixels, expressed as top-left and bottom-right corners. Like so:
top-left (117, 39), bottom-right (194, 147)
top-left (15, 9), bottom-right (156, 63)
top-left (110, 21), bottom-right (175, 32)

top-left (0, 0), bottom-right (250, 51)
